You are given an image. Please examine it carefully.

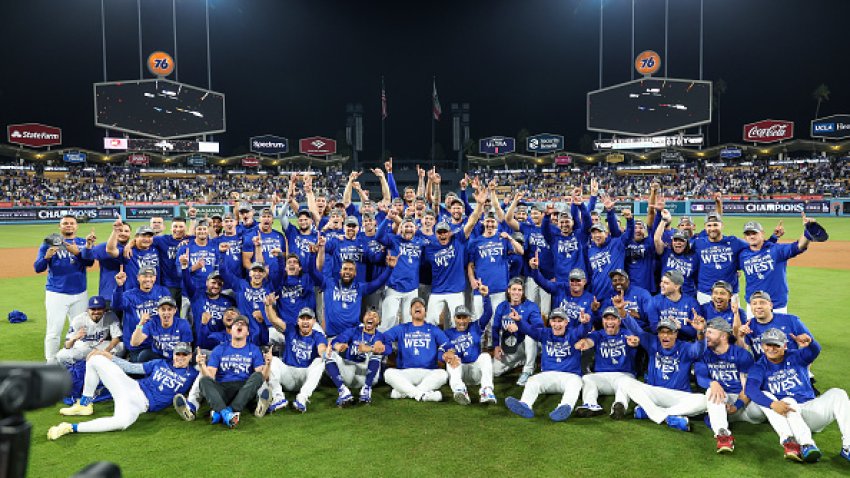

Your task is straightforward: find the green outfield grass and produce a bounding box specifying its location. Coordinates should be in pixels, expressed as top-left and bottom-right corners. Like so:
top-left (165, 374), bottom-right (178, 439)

top-left (1, 218), bottom-right (848, 477)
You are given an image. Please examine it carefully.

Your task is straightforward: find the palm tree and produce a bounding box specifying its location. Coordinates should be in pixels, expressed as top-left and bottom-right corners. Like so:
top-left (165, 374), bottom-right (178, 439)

top-left (713, 78), bottom-right (727, 146)
top-left (812, 83), bottom-right (830, 119)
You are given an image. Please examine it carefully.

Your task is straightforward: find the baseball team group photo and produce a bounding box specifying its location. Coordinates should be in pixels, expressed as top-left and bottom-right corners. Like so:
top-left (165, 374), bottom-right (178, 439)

top-left (2, 1), bottom-right (850, 477)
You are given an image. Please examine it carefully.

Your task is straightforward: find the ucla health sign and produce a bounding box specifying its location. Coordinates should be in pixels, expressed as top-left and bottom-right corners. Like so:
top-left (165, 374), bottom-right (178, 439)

top-left (479, 136), bottom-right (515, 155)
top-left (811, 114), bottom-right (850, 140)
top-left (526, 133), bottom-right (564, 153)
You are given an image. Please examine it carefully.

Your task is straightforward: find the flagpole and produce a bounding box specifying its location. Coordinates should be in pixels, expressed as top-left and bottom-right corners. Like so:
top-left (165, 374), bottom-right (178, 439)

top-left (431, 76), bottom-right (436, 164)
top-left (381, 76), bottom-right (386, 163)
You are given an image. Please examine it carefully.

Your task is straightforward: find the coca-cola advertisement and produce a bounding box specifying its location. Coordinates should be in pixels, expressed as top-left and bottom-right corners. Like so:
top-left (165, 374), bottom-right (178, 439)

top-left (743, 119), bottom-right (794, 143)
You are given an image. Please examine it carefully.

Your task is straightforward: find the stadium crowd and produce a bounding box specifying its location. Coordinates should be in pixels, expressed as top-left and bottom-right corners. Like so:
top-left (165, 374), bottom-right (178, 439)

top-left (27, 159), bottom-right (850, 464)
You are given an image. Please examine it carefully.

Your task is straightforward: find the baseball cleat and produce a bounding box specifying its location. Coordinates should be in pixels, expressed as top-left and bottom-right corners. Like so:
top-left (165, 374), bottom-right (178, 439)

top-left (419, 391), bottom-right (442, 402)
top-left (839, 446), bottom-right (850, 462)
top-left (359, 386), bottom-right (372, 404)
top-left (269, 398), bottom-right (288, 413)
top-left (716, 429), bottom-right (735, 454)
top-left (47, 422), bottom-right (73, 440)
top-left (549, 404), bottom-right (572, 422)
top-left (293, 400), bottom-right (308, 413)
top-left (173, 394), bottom-right (196, 421)
top-left (783, 438), bottom-right (802, 462)
top-left (255, 388), bottom-right (271, 417)
top-left (801, 444), bottom-right (821, 463)
top-left (573, 403), bottom-right (604, 418)
top-left (479, 387), bottom-right (497, 404)
top-left (336, 388), bottom-right (355, 408)
top-left (665, 415), bottom-right (691, 432)
top-left (453, 389), bottom-right (471, 406)
top-left (516, 372), bottom-right (532, 387)
top-left (60, 401), bottom-right (93, 416)
top-left (210, 410), bottom-right (222, 425)
top-left (633, 406), bottom-right (648, 420)
top-left (610, 402), bottom-right (626, 420)
top-left (505, 397), bottom-right (534, 419)
top-left (221, 407), bottom-right (238, 428)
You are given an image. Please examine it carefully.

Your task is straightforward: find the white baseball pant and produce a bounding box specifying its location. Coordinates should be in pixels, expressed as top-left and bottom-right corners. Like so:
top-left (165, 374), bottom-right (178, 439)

top-left (330, 354), bottom-right (380, 388)
top-left (75, 355), bottom-right (148, 433)
top-left (45, 290), bottom-right (88, 363)
top-left (384, 368), bottom-right (448, 399)
top-left (517, 371), bottom-right (583, 408)
top-left (262, 356), bottom-right (324, 404)
top-left (525, 279), bottom-right (552, 316)
top-left (493, 338), bottom-right (536, 376)
top-left (380, 287), bottom-right (419, 331)
top-left (580, 372), bottom-right (634, 408)
top-left (620, 378), bottom-right (707, 423)
top-left (55, 342), bottom-right (125, 366)
top-left (426, 292), bottom-right (466, 327)
top-left (705, 390), bottom-right (765, 436)
top-left (447, 354), bottom-right (495, 392)
top-left (759, 388), bottom-right (850, 447)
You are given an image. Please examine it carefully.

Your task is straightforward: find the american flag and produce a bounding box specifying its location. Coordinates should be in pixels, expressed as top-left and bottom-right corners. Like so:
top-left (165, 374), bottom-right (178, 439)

top-left (432, 79), bottom-right (442, 121)
top-left (381, 77), bottom-right (388, 120)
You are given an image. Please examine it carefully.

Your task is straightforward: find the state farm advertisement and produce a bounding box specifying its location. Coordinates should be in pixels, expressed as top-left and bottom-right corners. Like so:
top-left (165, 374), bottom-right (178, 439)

top-left (742, 119), bottom-right (794, 143)
top-left (7, 123), bottom-right (62, 147)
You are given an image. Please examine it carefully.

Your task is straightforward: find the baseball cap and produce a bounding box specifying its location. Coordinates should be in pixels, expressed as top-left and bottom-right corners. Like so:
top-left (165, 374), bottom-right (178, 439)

top-left (136, 226), bottom-right (155, 236)
top-left (250, 262), bottom-right (266, 271)
top-left (362, 212), bottom-right (376, 221)
top-left (707, 318), bottom-right (732, 333)
top-left (671, 230), bottom-right (688, 241)
top-left (207, 270), bottom-right (224, 281)
top-left (483, 212), bottom-right (497, 221)
top-left (196, 218), bottom-right (210, 227)
top-left (400, 217), bottom-right (416, 226)
top-left (157, 296), bottom-right (177, 308)
top-left (569, 269), bottom-right (586, 281)
top-left (750, 290), bottom-right (772, 302)
top-left (344, 216), bottom-right (359, 227)
top-left (173, 342), bottom-right (192, 355)
top-left (392, 197), bottom-right (404, 204)
top-left (558, 210), bottom-right (572, 219)
top-left (656, 317), bottom-right (680, 331)
top-left (44, 233), bottom-right (64, 247)
top-left (454, 305), bottom-right (472, 317)
top-left (138, 266), bottom-right (157, 276)
top-left (222, 213), bottom-right (235, 220)
top-left (210, 213), bottom-right (223, 220)
top-left (415, 195), bottom-right (426, 202)
top-left (531, 203), bottom-right (545, 213)
top-left (238, 203), bottom-right (253, 212)
top-left (511, 232), bottom-right (525, 244)
top-left (705, 213), bottom-right (723, 224)
top-left (88, 296), bottom-right (106, 309)
top-left (678, 216), bottom-right (693, 226)
top-left (743, 221), bottom-right (763, 234)
top-left (711, 280), bottom-right (733, 293)
top-left (260, 208), bottom-right (273, 216)
top-left (298, 307), bottom-right (316, 319)
top-left (449, 198), bottom-right (463, 207)
top-left (601, 306), bottom-right (620, 318)
top-left (590, 223), bottom-right (607, 233)
top-left (761, 328), bottom-right (787, 346)
top-left (423, 209), bottom-right (436, 218)
top-left (664, 270), bottom-right (685, 286)
top-left (436, 221), bottom-right (451, 233)
top-left (410, 297), bottom-right (426, 308)
top-left (232, 315), bottom-right (250, 326)
top-left (608, 268), bottom-right (629, 280)
top-left (297, 208), bottom-right (312, 218)
top-left (329, 210), bottom-right (344, 218)
top-left (549, 309), bottom-right (568, 321)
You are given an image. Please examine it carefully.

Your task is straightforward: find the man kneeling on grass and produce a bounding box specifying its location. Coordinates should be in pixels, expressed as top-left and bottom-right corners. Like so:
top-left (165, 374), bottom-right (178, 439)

top-left (48, 342), bottom-right (196, 440)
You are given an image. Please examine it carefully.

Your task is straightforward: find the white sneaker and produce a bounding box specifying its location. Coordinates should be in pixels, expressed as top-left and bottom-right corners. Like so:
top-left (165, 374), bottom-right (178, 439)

top-left (269, 395), bottom-right (288, 413)
top-left (516, 372), bottom-right (532, 387)
top-left (390, 389), bottom-right (407, 399)
top-left (479, 387), bottom-right (498, 404)
top-left (419, 390), bottom-right (442, 402)
top-left (47, 422), bottom-right (73, 440)
top-left (453, 389), bottom-right (471, 405)
top-left (255, 388), bottom-right (271, 417)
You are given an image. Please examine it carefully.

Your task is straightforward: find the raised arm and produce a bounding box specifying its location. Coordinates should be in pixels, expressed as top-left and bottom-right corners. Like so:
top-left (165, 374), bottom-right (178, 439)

top-left (504, 191), bottom-right (524, 232)
top-left (654, 209), bottom-right (671, 255)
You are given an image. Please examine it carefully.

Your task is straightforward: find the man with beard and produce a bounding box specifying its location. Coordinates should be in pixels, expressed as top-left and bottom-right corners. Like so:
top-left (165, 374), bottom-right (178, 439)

top-left (573, 306), bottom-right (639, 419)
top-left (599, 269), bottom-right (652, 331)
top-left (35, 215), bottom-right (93, 362)
top-left (655, 210), bottom-right (698, 298)
top-left (241, 208), bottom-right (286, 280)
top-left (177, 219), bottom-right (218, 318)
top-left (360, 212), bottom-right (387, 310)
top-left (107, 222), bottom-right (159, 291)
top-left (699, 280), bottom-right (738, 326)
top-left (376, 209), bottom-right (430, 328)
top-left (82, 221), bottom-right (130, 310)
top-left (324, 215), bottom-right (376, 282)
top-left (492, 278), bottom-right (544, 386)
top-left (691, 212), bottom-right (750, 305)
top-left (586, 197), bottom-right (634, 302)
top-left (737, 291), bottom-right (814, 360)
top-left (112, 266), bottom-right (171, 362)
top-left (696, 318), bottom-right (764, 454)
top-left (323, 307), bottom-right (387, 405)
top-left (55, 296), bottom-right (123, 366)
top-left (181, 269), bottom-right (235, 346)
top-left (528, 254), bottom-right (599, 326)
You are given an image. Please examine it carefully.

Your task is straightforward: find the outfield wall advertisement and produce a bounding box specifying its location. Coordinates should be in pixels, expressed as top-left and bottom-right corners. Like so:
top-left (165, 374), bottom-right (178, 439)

top-left (690, 200), bottom-right (831, 215)
top-left (0, 206), bottom-right (121, 222)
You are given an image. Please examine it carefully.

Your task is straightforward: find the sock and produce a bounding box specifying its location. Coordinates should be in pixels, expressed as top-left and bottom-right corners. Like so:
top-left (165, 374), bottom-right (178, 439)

top-left (324, 361), bottom-right (345, 389)
top-left (364, 359), bottom-right (381, 387)
top-left (72, 423), bottom-right (78, 432)
top-left (79, 396), bottom-right (93, 406)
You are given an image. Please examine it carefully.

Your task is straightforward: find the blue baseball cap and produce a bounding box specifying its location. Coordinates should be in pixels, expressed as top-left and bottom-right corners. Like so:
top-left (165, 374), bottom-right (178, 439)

top-left (88, 296), bottom-right (106, 309)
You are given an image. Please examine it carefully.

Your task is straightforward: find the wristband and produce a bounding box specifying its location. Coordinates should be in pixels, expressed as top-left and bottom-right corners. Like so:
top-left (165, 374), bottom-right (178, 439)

top-left (733, 399), bottom-right (745, 410)
top-left (136, 324), bottom-right (144, 330)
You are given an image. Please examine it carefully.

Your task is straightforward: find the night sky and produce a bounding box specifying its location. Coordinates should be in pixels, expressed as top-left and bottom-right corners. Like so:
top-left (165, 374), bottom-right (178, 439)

top-left (2, 0), bottom-right (849, 163)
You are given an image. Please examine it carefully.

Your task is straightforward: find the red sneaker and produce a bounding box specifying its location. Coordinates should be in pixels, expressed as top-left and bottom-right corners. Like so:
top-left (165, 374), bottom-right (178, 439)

top-left (783, 438), bottom-right (802, 462)
top-left (716, 432), bottom-right (735, 454)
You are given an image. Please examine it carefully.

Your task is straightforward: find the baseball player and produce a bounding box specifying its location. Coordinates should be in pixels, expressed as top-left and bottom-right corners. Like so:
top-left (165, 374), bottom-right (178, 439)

top-left (376, 210), bottom-right (429, 327)
top-left (35, 214), bottom-right (93, 362)
top-left (504, 308), bottom-right (592, 422)
top-left (106, 221), bottom-right (159, 291)
top-left (55, 296), bottom-right (123, 367)
top-left (261, 304), bottom-right (328, 413)
top-left (47, 342), bottom-right (197, 440)
top-left (323, 215), bottom-right (375, 282)
top-left (211, 213), bottom-right (243, 271)
top-left (528, 254), bottom-right (599, 326)
top-left (540, 198), bottom-right (587, 285)
top-left (381, 298), bottom-right (456, 402)
top-left (80, 221), bottom-right (130, 308)
top-left (217, 252), bottom-right (276, 346)
top-left (738, 291), bottom-right (814, 360)
top-left (152, 215), bottom-right (193, 312)
top-left (698, 280), bottom-right (737, 326)
top-left (654, 210), bottom-right (698, 298)
top-left (241, 208), bottom-right (286, 280)
top-left (467, 209), bottom-right (524, 325)
top-left (738, 213), bottom-right (816, 317)
top-left (196, 315), bottom-right (269, 428)
top-left (181, 268), bottom-right (236, 345)
top-left (599, 269), bottom-right (653, 332)
top-left (149, 216), bottom-right (165, 235)
top-left (505, 197), bottom-right (555, 318)
top-left (690, 212), bottom-right (750, 305)
top-left (444, 286), bottom-right (496, 405)
top-left (130, 296), bottom-right (193, 362)
top-left (696, 318), bottom-right (764, 454)
top-left (492, 278), bottom-right (544, 387)
top-left (745, 328), bottom-right (850, 463)
top-left (111, 265), bottom-right (171, 362)
top-left (586, 200), bottom-right (634, 302)
top-left (271, 253), bottom-right (317, 330)
top-left (619, 310), bottom-right (708, 431)
top-left (646, 270), bottom-right (701, 341)
top-left (573, 306), bottom-right (639, 419)
top-left (176, 219), bottom-right (218, 312)
top-left (323, 308), bottom-right (386, 405)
